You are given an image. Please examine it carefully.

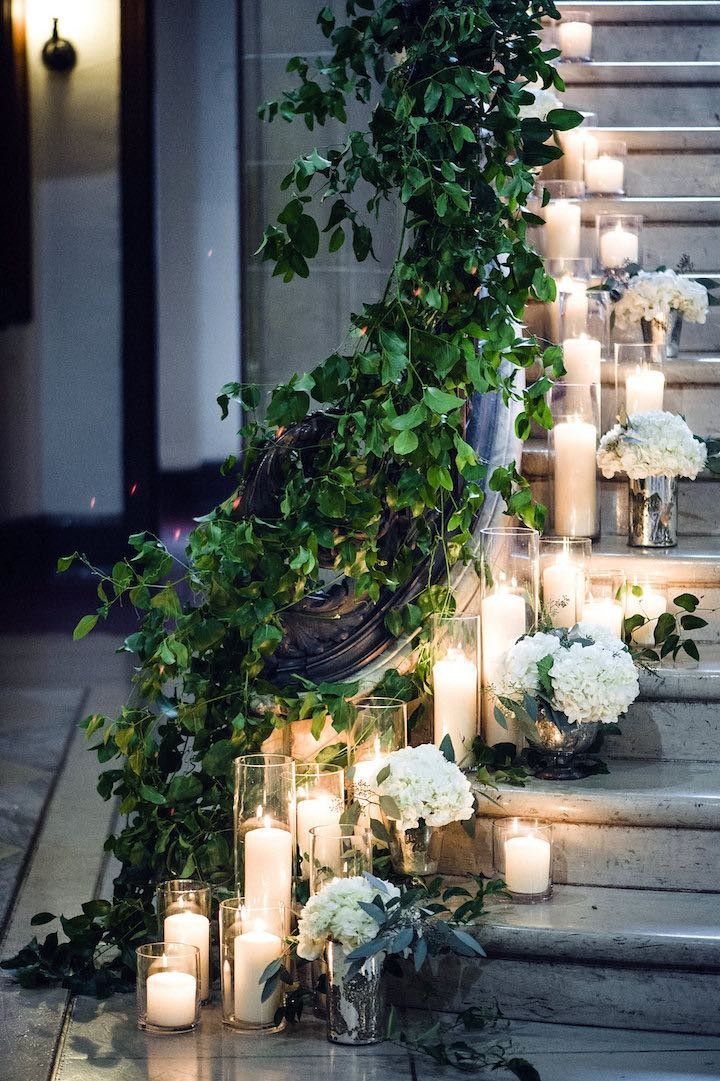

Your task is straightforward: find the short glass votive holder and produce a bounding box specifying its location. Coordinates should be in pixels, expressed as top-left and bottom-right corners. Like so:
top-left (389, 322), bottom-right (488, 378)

top-left (585, 140), bottom-right (626, 197)
top-left (296, 763), bottom-right (345, 879)
top-left (548, 382), bottom-right (601, 540)
top-left (582, 569), bottom-right (627, 638)
top-left (234, 754), bottom-right (295, 930)
top-left (541, 181), bottom-right (586, 262)
top-left (431, 614), bottom-right (480, 765)
top-left (136, 942), bottom-right (201, 1034)
top-left (558, 113), bottom-right (597, 183)
top-left (614, 342), bottom-right (666, 418)
top-left (621, 575), bottom-right (669, 648)
top-left (561, 290), bottom-right (611, 377)
top-left (156, 880), bottom-right (212, 1004)
top-left (219, 898), bottom-right (286, 1033)
top-left (540, 537), bottom-right (592, 629)
top-left (494, 821), bottom-right (553, 903)
top-left (546, 257), bottom-right (594, 343)
top-left (557, 10), bottom-right (593, 60)
top-left (596, 213), bottom-right (643, 275)
top-left (309, 823), bottom-right (373, 895)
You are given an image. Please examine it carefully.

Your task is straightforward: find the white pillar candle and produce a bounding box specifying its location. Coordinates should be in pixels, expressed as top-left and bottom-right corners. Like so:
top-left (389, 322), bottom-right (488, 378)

top-left (625, 367), bottom-right (665, 413)
top-left (599, 224), bottom-right (638, 269)
top-left (543, 554), bottom-right (585, 629)
top-left (352, 747), bottom-right (386, 828)
top-left (560, 128), bottom-right (598, 183)
top-left (626, 584), bottom-right (667, 646)
top-left (582, 597), bottom-right (624, 638)
top-left (234, 923), bottom-right (283, 1025)
top-left (504, 832), bottom-right (551, 895)
top-left (244, 815), bottom-right (293, 915)
top-left (164, 904), bottom-right (211, 1002)
top-left (553, 418), bottom-right (597, 537)
top-left (585, 154), bottom-right (624, 195)
top-left (562, 335), bottom-right (601, 385)
top-left (297, 794), bottom-right (341, 878)
top-left (481, 588), bottom-right (527, 744)
top-left (146, 968), bottom-right (197, 1029)
top-left (558, 19), bottom-right (592, 59)
top-left (544, 200), bottom-right (582, 260)
top-left (432, 647), bottom-right (478, 763)
top-left (550, 276), bottom-right (588, 343)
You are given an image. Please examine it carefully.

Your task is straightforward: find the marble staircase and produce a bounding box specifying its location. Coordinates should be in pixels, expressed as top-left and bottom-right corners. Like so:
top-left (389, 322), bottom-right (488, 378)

top-left (437, 2), bottom-right (720, 1037)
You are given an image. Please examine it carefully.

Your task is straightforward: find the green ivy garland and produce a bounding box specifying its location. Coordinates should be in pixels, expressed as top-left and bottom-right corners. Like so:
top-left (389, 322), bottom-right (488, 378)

top-left (4, 0), bottom-right (581, 993)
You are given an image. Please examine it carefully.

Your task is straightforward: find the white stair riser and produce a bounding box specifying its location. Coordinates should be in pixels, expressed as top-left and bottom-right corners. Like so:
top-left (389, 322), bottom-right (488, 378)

top-left (577, 223), bottom-right (720, 275)
top-left (393, 956), bottom-right (720, 1035)
top-left (566, 85), bottom-right (719, 129)
top-left (590, 24), bottom-right (720, 62)
top-left (607, 699), bottom-right (720, 761)
top-left (439, 821), bottom-right (720, 891)
top-left (624, 152), bottom-right (720, 197)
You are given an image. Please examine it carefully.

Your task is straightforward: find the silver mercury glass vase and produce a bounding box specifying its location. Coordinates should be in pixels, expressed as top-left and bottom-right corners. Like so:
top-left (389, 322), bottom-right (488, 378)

top-left (641, 310), bottom-right (683, 358)
top-left (325, 940), bottom-right (385, 1045)
top-left (628, 475), bottom-right (678, 548)
top-left (386, 818), bottom-right (438, 876)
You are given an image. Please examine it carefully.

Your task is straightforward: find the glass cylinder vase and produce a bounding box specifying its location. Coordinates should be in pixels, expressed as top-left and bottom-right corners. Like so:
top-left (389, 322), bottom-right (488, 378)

top-left (585, 140), bottom-right (626, 197)
top-left (542, 180), bottom-right (585, 261)
top-left (155, 880), bottom-right (211, 1004)
top-left (628, 475), bottom-right (678, 548)
top-left (296, 764), bottom-right (344, 880)
top-left (546, 256), bottom-right (594, 344)
top-left (581, 569), bottom-right (627, 637)
top-left (540, 537), bottom-right (592, 629)
top-left (478, 527), bottom-right (539, 746)
top-left (219, 898), bottom-right (286, 1033)
top-left (136, 942), bottom-right (201, 1034)
top-left (560, 290), bottom-right (611, 385)
top-left (326, 939), bottom-right (385, 1045)
top-left (494, 820), bottom-right (553, 902)
top-left (234, 754), bottom-right (295, 929)
top-left (557, 10), bottom-right (593, 60)
top-left (614, 342), bottom-right (666, 418)
top-left (558, 112), bottom-right (597, 183)
top-left (309, 824), bottom-right (373, 895)
top-left (548, 382), bottom-right (601, 540)
top-left (596, 213), bottom-right (643, 275)
top-left (431, 614), bottom-right (480, 765)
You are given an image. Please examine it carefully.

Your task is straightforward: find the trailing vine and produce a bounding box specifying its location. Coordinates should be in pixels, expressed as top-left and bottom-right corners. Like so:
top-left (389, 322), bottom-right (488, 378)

top-left (4, 0), bottom-right (580, 992)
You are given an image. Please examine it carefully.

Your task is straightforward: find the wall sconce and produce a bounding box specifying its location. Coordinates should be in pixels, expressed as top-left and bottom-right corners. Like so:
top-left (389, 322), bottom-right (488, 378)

top-left (41, 18), bottom-right (77, 72)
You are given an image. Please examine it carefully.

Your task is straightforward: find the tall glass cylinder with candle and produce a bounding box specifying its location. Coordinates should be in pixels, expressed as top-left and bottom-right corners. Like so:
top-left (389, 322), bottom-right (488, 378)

top-left (548, 382), bottom-right (600, 539)
top-left (585, 140), bottom-right (626, 196)
top-left (596, 214), bottom-right (643, 275)
top-left (219, 898), bottom-right (286, 1033)
top-left (295, 764), bottom-right (344, 880)
top-left (557, 10), bottom-right (593, 59)
top-left (559, 112), bottom-right (597, 183)
top-left (540, 537), bottom-right (592, 629)
top-left (479, 527), bottom-right (539, 745)
top-left (622, 575), bottom-right (669, 647)
top-left (561, 290), bottom-right (611, 394)
top-left (309, 824), bottom-right (373, 895)
top-left (546, 257), bottom-right (593, 343)
top-left (234, 754), bottom-right (295, 929)
top-left (582, 569), bottom-right (627, 637)
top-left (615, 342), bottom-right (666, 417)
top-left (347, 698), bottom-right (407, 822)
top-left (136, 942), bottom-right (200, 1033)
top-left (542, 181), bottom-right (585, 261)
top-left (431, 614), bottom-right (480, 765)
top-left (156, 880), bottom-right (211, 1003)
top-left (494, 821), bottom-right (553, 903)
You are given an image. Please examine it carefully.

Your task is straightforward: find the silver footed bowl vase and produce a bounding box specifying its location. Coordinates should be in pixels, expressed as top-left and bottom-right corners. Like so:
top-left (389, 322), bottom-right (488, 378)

top-left (628, 475), bottom-right (678, 548)
top-left (325, 940), bottom-right (385, 1045)
top-left (532, 709), bottom-right (602, 780)
top-left (385, 817), bottom-right (438, 876)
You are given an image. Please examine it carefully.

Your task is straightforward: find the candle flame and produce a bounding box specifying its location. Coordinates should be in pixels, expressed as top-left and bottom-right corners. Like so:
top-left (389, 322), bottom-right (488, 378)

top-left (263, 815), bottom-right (272, 829)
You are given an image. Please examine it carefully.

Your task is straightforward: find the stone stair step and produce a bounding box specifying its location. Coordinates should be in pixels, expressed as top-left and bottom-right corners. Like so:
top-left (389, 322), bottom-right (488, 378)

top-left (608, 696), bottom-right (720, 760)
top-left (560, 60), bottom-right (720, 85)
top-left (554, 2), bottom-right (720, 63)
top-left (402, 883), bottom-right (720, 1034)
top-left (574, 221), bottom-right (720, 275)
top-left (556, 1), bottom-right (720, 24)
top-left (579, 197), bottom-right (720, 223)
top-left (623, 153), bottom-right (720, 198)
top-left (565, 82), bottom-right (718, 128)
top-left (437, 759), bottom-right (720, 890)
top-left (595, 125), bottom-right (720, 150)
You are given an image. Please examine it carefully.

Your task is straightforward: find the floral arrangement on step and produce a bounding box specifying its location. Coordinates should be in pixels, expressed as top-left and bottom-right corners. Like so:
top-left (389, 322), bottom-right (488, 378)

top-left (597, 411), bottom-right (707, 480)
top-left (373, 744), bottom-right (474, 832)
top-left (613, 269), bottom-right (709, 332)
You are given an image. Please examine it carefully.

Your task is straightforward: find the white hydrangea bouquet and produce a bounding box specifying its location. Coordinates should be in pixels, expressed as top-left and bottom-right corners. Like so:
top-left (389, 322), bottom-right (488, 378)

top-left (597, 411), bottom-right (707, 480)
top-left (614, 268), bottom-right (709, 332)
top-left (297, 875), bottom-right (400, 961)
top-left (495, 626), bottom-right (639, 778)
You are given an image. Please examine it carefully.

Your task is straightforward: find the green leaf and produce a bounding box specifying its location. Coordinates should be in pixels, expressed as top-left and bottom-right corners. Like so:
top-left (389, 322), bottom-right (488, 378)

top-left (439, 733), bottom-right (456, 763)
top-left (673, 592), bottom-right (699, 612)
top-left (139, 784), bottom-right (166, 806)
top-left (546, 107), bottom-right (584, 131)
top-left (57, 554), bottom-right (76, 572)
top-left (424, 81), bottom-right (442, 113)
top-left (393, 429), bottom-right (419, 455)
top-left (72, 614), bottom-right (98, 641)
top-left (424, 386), bottom-right (463, 414)
top-left (379, 795), bottom-right (402, 820)
top-left (30, 912), bottom-right (56, 926)
top-left (680, 614), bottom-right (708, 631)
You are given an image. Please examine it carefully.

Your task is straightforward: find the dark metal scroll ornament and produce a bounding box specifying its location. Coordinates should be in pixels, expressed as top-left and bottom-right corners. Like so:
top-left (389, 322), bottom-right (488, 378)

top-left (237, 383), bottom-right (514, 686)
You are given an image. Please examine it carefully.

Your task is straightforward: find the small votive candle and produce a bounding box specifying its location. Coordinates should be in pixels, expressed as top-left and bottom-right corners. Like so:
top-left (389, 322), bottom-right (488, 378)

top-left (597, 217), bottom-right (641, 271)
top-left (585, 142), bottom-right (626, 196)
top-left (157, 880), bottom-right (211, 1003)
top-left (136, 942), bottom-right (200, 1033)
top-left (495, 820), bottom-right (552, 903)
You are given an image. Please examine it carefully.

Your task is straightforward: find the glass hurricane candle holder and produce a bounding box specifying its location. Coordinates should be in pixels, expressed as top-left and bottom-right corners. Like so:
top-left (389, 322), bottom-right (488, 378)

top-left (596, 213), bottom-right (643, 275)
top-left (431, 614), bottom-right (480, 765)
top-left (622, 575), bottom-right (669, 647)
top-left (557, 10), bottom-right (593, 60)
top-left (548, 382), bottom-right (601, 540)
top-left (561, 290), bottom-right (611, 382)
top-left (614, 342), bottom-right (666, 417)
top-left (234, 754), bottom-right (295, 929)
top-left (479, 527), bottom-right (539, 745)
top-left (494, 820), bottom-right (553, 903)
top-left (541, 181), bottom-right (585, 261)
top-left (219, 898), bottom-right (286, 1033)
top-left (296, 764), bottom-right (344, 880)
top-left (558, 112), bottom-right (597, 183)
top-left (309, 824), bottom-right (373, 895)
top-left (156, 880), bottom-right (211, 1004)
top-left (540, 537), bottom-right (592, 629)
top-left (585, 140), bottom-right (626, 197)
top-left (136, 942), bottom-right (200, 1033)
top-left (347, 698), bottom-right (407, 824)
top-left (582, 569), bottom-right (627, 637)
top-left (546, 257), bottom-right (594, 343)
